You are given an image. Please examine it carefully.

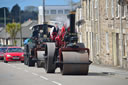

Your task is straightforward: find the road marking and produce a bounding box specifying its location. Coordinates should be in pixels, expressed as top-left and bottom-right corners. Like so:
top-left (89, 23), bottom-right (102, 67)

top-left (24, 70), bottom-right (29, 72)
top-left (52, 81), bottom-right (62, 85)
top-left (40, 76), bottom-right (48, 80)
top-left (32, 73), bottom-right (38, 76)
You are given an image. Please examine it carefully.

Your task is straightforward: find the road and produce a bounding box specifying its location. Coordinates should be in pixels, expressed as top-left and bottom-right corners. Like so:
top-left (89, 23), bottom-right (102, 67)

top-left (0, 61), bottom-right (128, 85)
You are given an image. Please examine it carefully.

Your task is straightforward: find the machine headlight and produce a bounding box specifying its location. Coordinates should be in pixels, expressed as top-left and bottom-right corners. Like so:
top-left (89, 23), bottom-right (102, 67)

top-left (7, 55), bottom-right (11, 57)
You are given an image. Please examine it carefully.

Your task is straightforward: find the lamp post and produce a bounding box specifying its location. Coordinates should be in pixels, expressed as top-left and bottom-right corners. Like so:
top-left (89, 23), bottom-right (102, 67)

top-left (70, 0), bottom-right (73, 11)
top-left (4, 8), bottom-right (7, 45)
top-left (19, 8), bottom-right (22, 47)
top-left (43, 0), bottom-right (46, 23)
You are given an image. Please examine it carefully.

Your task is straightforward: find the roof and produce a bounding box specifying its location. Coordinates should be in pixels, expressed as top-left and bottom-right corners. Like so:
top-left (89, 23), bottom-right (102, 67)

top-left (21, 20), bottom-right (33, 27)
top-left (16, 20), bottom-right (38, 38)
top-left (0, 20), bottom-right (38, 38)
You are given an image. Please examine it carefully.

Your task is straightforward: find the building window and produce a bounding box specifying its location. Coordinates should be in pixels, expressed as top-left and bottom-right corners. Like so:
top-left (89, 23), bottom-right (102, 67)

top-left (123, 34), bottom-right (126, 56)
top-left (58, 10), bottom-right (63, 14)
top-left (89, 0), bottom-right (91, 20)
top-left (51, 10), bottom-right (56, 14)
top-left (106, 0), bottom-right (109, 18)
top-left (111, 0), bottom-right (114, 18)
top-left (116, 0), bottom-right (120, 18)
top-left (91, 0), bottom-right (94, 20)
top-left (106, 32), bottom-right (109, 53)
top-left (122, 5), bottom-right (125, 17)
top-left (127, 5), bottom-right (128, 13)
top-left (86, 0), bottom-right (88, 20)
top-left (122, 5), bottom-right (127, 18)
top-left (45, 10), bottom-right (49, 14)
top-left (64, 9), bottom-right (70, 14)
top-left (95, 0), bottom-right (98, 21)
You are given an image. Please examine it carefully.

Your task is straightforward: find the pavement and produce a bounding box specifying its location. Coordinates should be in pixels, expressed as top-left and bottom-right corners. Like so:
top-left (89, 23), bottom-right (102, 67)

top-left (90, 64), bottom-right (128, 79)
top-left (0, 60), bottom-right (128, 85)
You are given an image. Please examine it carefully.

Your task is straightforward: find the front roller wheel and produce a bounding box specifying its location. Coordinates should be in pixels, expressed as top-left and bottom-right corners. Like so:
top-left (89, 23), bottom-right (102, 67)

top-left (45, 43), bottom-right (56, 73)
top-left (61, 51), bottom-right (89, 75)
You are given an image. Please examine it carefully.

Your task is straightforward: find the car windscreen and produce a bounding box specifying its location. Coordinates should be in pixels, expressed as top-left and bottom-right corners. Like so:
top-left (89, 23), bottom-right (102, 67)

top-left (0, 48), bottom-right (7, 53)
top-left (7, 48), bottom-right (23, 53)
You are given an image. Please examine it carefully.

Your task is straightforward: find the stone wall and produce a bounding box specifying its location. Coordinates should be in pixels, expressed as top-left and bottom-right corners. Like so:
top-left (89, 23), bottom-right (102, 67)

top-left (78, 0), bottom-right (128, 68)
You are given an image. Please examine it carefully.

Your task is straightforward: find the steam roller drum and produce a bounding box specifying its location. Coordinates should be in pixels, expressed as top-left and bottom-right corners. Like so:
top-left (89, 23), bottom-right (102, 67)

top-left (45, 43), bottom-right (56, 73)
top-left (61, 52), bottom-right (89, 75)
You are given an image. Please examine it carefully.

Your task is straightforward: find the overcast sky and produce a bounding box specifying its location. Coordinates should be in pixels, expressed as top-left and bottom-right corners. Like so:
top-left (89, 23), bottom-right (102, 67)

top-left (0, 0), bottom-right (80, 10)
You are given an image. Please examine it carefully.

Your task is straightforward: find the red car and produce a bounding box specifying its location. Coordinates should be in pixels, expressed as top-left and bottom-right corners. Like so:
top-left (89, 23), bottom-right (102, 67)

top-left (4, 47), bottom-right (24, 63)
top-left (0, 47), bottom-right (7, 60)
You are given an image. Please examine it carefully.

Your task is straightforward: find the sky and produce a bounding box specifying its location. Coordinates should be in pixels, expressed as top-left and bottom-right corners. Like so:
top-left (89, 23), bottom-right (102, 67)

top-left (0, 0), bottom-right (80, 10)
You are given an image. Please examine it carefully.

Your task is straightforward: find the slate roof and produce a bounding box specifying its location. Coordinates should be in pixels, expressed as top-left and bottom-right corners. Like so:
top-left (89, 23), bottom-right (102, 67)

top-left (0, 20), bottom-right (38, 38)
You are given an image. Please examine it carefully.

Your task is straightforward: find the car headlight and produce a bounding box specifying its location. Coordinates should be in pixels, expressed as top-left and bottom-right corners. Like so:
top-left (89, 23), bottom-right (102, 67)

top-left (7, 55), bottom-right (11, 57)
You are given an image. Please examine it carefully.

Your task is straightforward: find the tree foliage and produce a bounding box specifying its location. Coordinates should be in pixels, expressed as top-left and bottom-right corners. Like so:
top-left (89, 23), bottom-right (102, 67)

top-left (6, 23), bottom-right (21, 45)
top-left (0, 4), bottom-right (38, 25)
top-left (0, 7), bottom-right (11, 24)
top-left (11, 4), bottom-right (21, 22)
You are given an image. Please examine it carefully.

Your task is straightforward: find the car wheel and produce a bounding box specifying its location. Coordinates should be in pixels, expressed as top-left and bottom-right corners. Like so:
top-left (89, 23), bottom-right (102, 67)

top-left (21, 61), bottom-right (24, 63)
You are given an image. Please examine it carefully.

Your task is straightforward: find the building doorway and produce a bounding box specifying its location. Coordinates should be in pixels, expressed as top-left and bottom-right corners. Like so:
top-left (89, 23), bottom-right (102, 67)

top-left (112, 33), bottom-right (119, 66)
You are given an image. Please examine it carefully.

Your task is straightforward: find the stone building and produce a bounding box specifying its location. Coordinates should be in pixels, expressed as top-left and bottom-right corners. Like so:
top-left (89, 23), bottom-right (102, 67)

top-left (76, 0), bottom-right (128, 68)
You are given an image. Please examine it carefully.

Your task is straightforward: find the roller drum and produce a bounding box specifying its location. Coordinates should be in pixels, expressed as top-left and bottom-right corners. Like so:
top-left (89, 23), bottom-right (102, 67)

top-left (61, 52), bottom-right (89, 75)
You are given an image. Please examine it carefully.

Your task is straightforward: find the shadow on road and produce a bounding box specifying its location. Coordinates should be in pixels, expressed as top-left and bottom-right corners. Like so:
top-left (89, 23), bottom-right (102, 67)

top-left (88, 72), bottom-right (115, 76)
top-left (0, 60), bottom-right (22, 64)
top-left (54, 71), bottom-right (115, 76)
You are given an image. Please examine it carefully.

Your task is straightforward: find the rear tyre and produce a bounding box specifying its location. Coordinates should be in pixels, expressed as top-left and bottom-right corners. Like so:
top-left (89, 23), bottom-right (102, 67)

top-left (28, 58), bottom-right (35, 67)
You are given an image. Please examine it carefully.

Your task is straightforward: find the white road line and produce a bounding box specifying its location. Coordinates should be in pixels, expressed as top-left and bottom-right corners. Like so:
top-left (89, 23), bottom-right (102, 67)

top-left (24, 70), bottom-right (29, 72)
top-left (32, 73), bottom-right (38, 76)
top-left (52, 81), bottom-right (62, 85)
top-left (40, 76), bottom-right (48, 80)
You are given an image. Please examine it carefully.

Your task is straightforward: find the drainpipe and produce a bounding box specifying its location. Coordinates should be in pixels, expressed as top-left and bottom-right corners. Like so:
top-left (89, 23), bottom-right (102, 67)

top-left (119, 0), bottom-right (123, 67)
top-left (98, 0), bottom-right (100, 53)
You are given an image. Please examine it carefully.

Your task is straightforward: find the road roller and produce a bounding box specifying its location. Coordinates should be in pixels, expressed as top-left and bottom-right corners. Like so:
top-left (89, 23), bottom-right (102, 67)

top-left (43, 12), bottom-right (92, 75)
top-left (24, 24), bottom-right (58, 67)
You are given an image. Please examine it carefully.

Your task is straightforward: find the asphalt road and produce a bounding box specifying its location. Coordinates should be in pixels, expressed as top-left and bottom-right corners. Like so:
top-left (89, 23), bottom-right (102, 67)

top-left (0, 61), bottom-right (128, 85)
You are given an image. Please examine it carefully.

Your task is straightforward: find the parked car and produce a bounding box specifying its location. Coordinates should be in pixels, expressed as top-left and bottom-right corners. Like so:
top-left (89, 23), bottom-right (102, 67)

top-left (0, 47), bottom-right (7, 60)
top-left (4, 47), bottom-right (24, 63)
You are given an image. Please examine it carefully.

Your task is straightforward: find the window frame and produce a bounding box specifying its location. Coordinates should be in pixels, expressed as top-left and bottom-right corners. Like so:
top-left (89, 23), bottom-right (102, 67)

top-left (51, 10), bottom-right (56, 14)
top-left (58, 10), bottom-right (63, 14)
